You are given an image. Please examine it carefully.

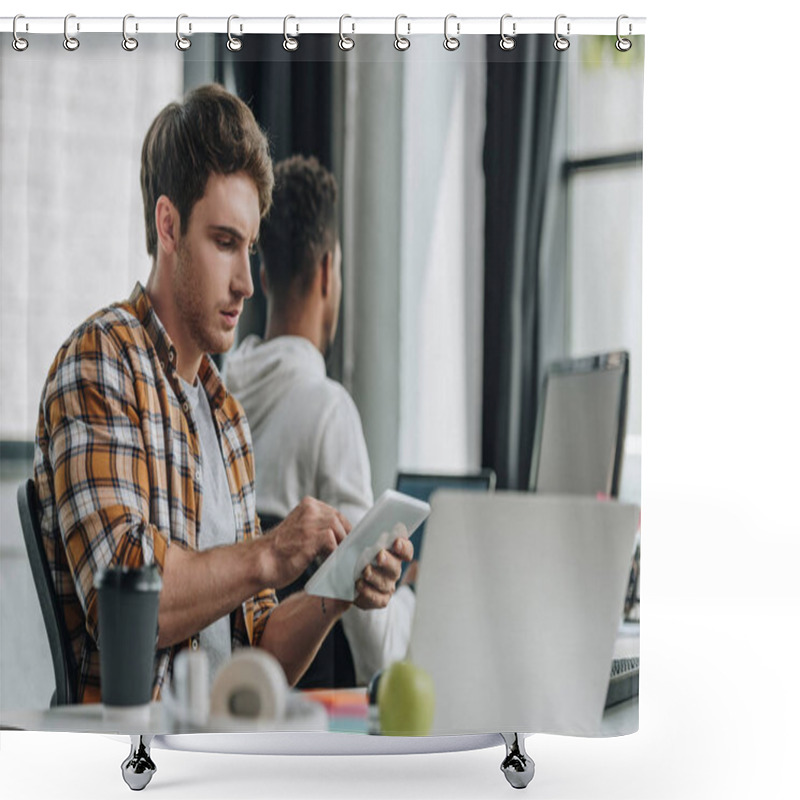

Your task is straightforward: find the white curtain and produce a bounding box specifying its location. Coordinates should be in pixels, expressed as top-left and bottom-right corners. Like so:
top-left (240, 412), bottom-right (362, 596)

top-left (338, 36), bottom-right (486, 495)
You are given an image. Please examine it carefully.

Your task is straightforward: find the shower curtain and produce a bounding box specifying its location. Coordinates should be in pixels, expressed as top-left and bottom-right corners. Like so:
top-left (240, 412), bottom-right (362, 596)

top-left (0, 12), bottom-right (644, 782)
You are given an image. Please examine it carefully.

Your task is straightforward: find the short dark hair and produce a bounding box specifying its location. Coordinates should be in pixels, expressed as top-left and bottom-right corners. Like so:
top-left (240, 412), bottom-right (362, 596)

top-left (260, 155), bottom-right (338, 302)
top-left (140, 83), bottom-right (274, 258)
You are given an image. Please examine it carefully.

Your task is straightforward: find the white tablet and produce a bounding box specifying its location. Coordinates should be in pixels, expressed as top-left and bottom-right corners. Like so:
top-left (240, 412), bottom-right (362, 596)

top-left (305, 489), bottom-right (431, 601)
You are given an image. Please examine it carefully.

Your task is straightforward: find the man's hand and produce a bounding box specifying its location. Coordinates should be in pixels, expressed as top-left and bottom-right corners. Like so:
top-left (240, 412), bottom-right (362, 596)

top-left (262, 497), bottom-right (351, 589)
top-left (353, 532), bottom-right (414, 610)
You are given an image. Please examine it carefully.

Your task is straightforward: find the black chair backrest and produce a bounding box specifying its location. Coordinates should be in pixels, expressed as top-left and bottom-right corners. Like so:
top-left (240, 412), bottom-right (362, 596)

top-left (17, 479), bottom-right (77, 705)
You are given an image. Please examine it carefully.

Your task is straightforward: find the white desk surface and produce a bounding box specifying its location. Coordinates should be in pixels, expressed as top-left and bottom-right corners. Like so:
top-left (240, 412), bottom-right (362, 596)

top-left (0, 698), bottom-right (323, 736)
top-left (1, 697), bottom-right (637, 741)
top-left (1, 629), bottom-right (639, 739)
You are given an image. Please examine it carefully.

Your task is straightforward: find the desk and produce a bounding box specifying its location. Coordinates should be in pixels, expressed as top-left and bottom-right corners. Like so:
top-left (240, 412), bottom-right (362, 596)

top-left (0, 693), bottom-right (325, 736)
top-left (0, 695), bottom-right (505, 756)
top-left (1, 690), bottom-right (637, 742)
top-left (1, 691), bottom-right (636, 791)
top-left (3, 626), bottom-right (639, 741)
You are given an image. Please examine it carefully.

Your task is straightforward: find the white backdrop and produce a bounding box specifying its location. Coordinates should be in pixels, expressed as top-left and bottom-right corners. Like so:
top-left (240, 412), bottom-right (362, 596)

top-left (1, 1), bottom-right (798, 800)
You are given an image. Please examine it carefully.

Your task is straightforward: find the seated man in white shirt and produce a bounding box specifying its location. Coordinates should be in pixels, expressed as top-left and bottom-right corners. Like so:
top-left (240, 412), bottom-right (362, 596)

top-left (225, 155), bottom-right (415, 687)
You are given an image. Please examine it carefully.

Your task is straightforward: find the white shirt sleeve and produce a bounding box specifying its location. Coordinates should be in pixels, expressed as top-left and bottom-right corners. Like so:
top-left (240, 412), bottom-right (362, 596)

top-left (340, 587), bottom-right (416, 686)
top-left (316, 387), bottom-right (414, 685)
top-left (316, 387), bottom-right (373, 527)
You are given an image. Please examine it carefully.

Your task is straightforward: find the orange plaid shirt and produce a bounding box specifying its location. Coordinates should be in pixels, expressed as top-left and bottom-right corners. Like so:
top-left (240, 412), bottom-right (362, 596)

top-left (34, 283), bottom-right (277, 703)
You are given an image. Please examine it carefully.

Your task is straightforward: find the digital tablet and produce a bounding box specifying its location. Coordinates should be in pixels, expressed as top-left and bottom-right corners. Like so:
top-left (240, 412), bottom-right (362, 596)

top-left (305, 489), bottom-right (431, 601)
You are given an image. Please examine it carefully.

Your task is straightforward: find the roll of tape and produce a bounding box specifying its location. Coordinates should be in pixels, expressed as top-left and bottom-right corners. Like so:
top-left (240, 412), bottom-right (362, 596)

top-left (210, 649), bottom-right (288, 722)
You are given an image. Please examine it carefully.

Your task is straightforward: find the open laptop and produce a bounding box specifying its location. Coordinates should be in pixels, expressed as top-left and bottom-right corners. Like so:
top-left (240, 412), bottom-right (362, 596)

top-left (409, 491), bottom-right (638, 737)
top-left (529, 350), bottom-right (639, 695)
top-left (530, 351), bottom-right (629, 497)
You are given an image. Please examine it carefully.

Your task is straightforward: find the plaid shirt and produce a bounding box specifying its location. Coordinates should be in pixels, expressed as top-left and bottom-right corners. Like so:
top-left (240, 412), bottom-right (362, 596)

top-left (34, 283), bottom-right (276, 703)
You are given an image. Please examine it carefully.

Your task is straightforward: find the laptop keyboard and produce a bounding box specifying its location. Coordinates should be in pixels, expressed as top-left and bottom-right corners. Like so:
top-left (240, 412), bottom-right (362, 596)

top-left (610, 656), bottom-right (639, 678)
top-left (605, 656), bottom-right (639, 708)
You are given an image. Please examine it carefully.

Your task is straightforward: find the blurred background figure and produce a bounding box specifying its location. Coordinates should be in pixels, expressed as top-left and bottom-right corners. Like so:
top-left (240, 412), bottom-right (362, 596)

top-left (225, 156), bottom-right (416, 688)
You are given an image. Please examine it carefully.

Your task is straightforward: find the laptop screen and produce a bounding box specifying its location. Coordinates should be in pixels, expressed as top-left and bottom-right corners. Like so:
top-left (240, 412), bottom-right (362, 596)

top-left (530, 351), bottom-right (629, 498)
top-left (394, 471), bottom-right (495, 565)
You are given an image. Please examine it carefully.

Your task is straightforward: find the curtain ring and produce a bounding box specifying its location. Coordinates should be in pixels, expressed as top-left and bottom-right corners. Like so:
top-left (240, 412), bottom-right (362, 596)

top-left (283, 15), bottom-right (299, 51)
top-left (12, 15), bottom-right (29, 52)
top-left (63, 13), bottom-right (80, 51)
top-left (175, 14), bottom-right (191, 51)
top-left (443, 14), bottom-right (460, 51)
top-left (394, 15), bottom-right (410, 51)
top-left (122, 14), bottom-right (138, 51)
top-left (227, 15), bottom-right (242, 52)
top-left (553, 14), bottom-right (570, 51)
top-left (339, 14), bottom-right (355, 51)
top-left (615, 15), bottom-right (632, 52)
top-left (499, 14), bottom-right (516, 51)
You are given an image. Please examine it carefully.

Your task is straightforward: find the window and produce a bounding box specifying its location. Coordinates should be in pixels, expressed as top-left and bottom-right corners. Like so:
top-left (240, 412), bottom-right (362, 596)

top-left (0, 37), bottom-right (182, 445)
top-left (564, 39), bottom-right (644, 502)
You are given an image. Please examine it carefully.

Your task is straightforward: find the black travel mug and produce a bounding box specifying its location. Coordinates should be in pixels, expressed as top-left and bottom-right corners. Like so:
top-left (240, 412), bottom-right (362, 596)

top-left (95, 564), bottom-right (162, 707)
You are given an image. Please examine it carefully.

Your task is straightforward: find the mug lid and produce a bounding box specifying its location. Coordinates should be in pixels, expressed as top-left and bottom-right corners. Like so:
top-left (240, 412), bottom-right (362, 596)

top-left (94, 564), bottom-right (162, 592)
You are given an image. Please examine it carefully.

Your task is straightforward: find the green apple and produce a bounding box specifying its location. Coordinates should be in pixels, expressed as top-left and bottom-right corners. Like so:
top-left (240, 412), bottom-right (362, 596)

top-left (377, 660), bottom-right (435, 736)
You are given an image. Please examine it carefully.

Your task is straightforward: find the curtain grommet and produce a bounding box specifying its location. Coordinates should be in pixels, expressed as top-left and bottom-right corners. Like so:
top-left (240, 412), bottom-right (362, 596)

top-left (443, 14), bottom-right (460, 51)
top-left (615, 15), bottom-right (633, 51)
top-left (394, 15), bottom-right (410, 51)
top-left (553, 15), bottom-right (570, 51)
top-left (338, 14), bottom-right (355, 51)
top-left (175, 14), bottom-right (191, 51)
top-left (121, 14), bottom-right (138, 51)
top-left (12, 15), bottom-right (29, 51)
top-left (63, 14), bottom-right (80, 51)
top-left (283, 15), bottom-right (299, 52)
top-left (226, 15), bottom-right (242, 52)
top-left (499, 14), bottom-right (516, 51)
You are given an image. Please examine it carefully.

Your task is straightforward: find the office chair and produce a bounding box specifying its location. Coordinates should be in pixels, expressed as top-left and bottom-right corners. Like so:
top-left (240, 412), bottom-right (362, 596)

top-left (17, 479), bottom-right (77, 706)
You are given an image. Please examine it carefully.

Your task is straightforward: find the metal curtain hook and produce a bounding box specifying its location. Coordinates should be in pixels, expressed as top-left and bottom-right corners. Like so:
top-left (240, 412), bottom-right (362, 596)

top-left (553, 14), bottom-right (570, 51)
top-left (122, 14), bottom-right (138, 51)
top-left (339, 14), bottom-right (355, 51)
top-left (443, 14), bottom-right (460, 51)
top-left (394, 14), bottom-right (410, 51)
top-left (499, 14), bottom-right (516, 51)
top-left (283, 15), bottom-right (299, 51)
top-left (227, 15), bottom-right (242, 51)
top-left (176, 14), bottom-right (191, 51)
top-left (616, 15), bottom-right (632, 51)
top-left (63, 13), bottom-right (80, 51)
top-left (12, 15), bottom-right (29, 51)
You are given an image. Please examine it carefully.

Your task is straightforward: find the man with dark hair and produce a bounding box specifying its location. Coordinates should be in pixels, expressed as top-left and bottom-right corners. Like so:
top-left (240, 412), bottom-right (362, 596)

top-left (225, 156), bottom-right (415, 687)
top-left (34, 86), bottom-right (411, 703)
top-left (256, 154), bottom-right (339, 317)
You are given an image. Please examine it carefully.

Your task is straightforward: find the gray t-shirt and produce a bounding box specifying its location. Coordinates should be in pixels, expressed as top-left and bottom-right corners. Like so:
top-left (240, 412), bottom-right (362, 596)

top-left (181, 377), bottom-right (236, 679)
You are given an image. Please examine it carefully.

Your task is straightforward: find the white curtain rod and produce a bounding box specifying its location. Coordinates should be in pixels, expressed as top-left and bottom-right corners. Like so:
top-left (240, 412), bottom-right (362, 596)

top-left (1, 15), bottom-right (645, 37)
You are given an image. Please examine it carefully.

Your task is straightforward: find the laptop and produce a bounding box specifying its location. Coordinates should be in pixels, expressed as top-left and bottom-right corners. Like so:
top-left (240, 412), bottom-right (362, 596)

top-left (395, 470), bottom-right (495, 571)
top-left (528, 351), bottom-right (639, 697)
top-left (409, 491), bottom-right (638, 736)
top-left (530, 351), bottom-right (629, 497)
